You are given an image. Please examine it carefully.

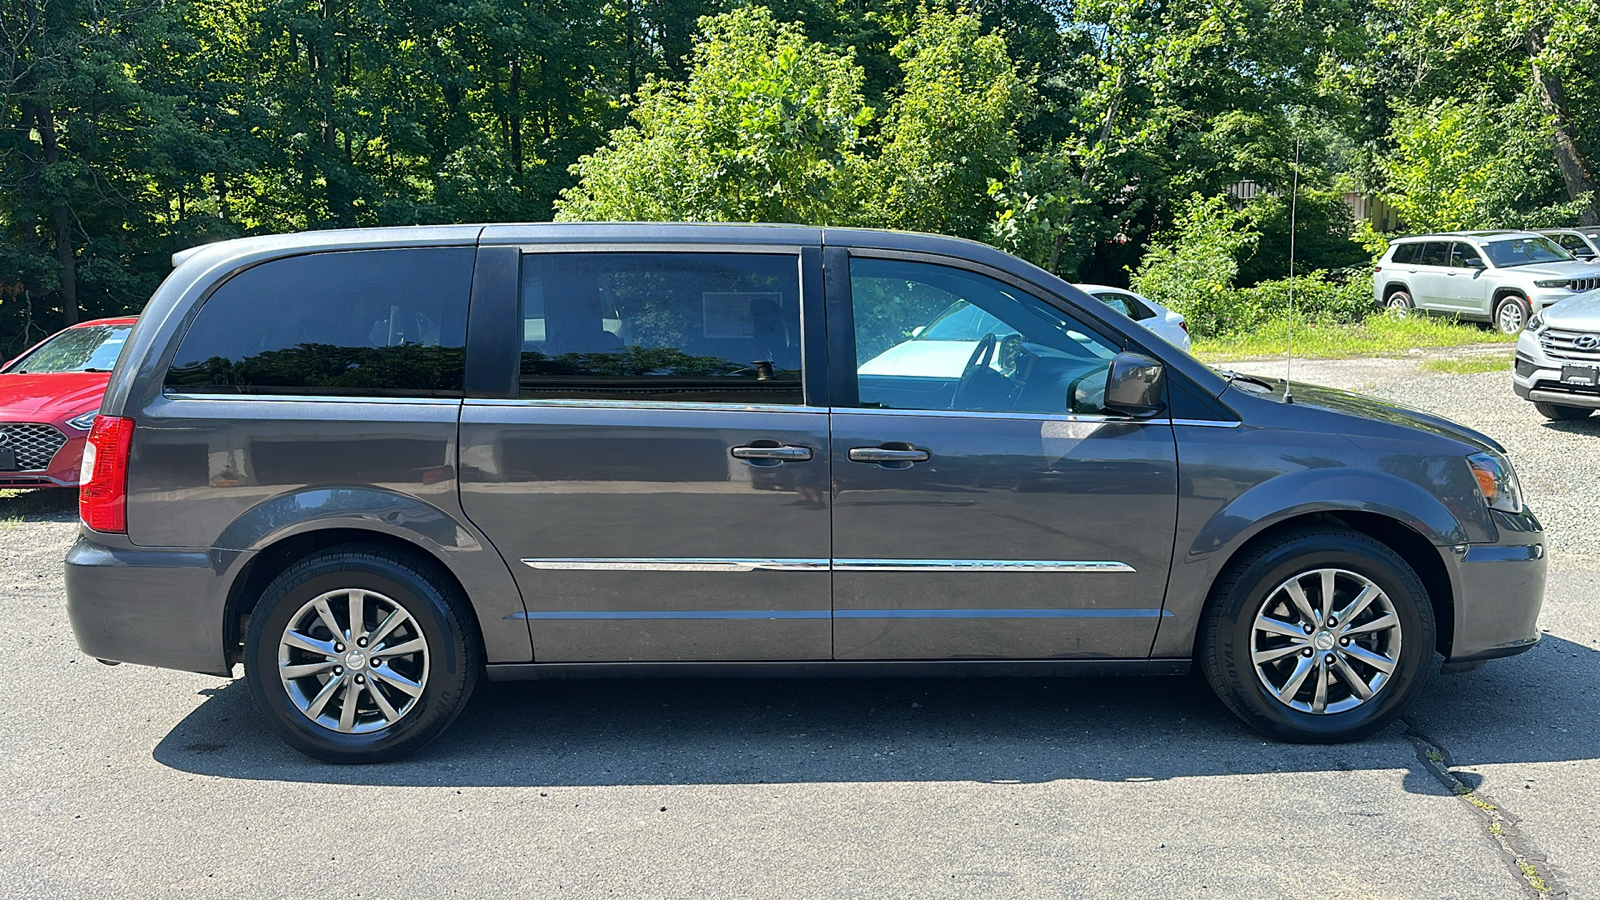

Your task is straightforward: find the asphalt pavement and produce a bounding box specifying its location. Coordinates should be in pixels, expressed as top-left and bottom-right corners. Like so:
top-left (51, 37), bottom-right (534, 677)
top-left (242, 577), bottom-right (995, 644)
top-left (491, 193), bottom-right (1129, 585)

top-left (2, 361), bottom-right (1595, 898)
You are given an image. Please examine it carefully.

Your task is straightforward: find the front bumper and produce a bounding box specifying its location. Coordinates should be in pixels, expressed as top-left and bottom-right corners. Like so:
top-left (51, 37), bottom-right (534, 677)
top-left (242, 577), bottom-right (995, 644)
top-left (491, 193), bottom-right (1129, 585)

top-left (1513, 328), bottom-right (1600, 408)
top-left (64, 534), bottom-right (251, 676)
top-left (1443, 512), bottom-right (1546, 663)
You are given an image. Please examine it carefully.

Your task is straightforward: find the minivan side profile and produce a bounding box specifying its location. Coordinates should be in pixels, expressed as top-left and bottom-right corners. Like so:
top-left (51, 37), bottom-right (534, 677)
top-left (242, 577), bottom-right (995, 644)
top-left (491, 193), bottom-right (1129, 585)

top-left (68, 224), bottom-right (1546, 762)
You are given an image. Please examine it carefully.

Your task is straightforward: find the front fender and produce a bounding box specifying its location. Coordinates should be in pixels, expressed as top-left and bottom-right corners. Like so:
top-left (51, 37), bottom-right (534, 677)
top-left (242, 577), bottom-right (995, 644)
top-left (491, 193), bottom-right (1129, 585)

top-left (217, 486), bottom-right (532, 663)
top-left (1150, 467), bottom-right (1469, 659)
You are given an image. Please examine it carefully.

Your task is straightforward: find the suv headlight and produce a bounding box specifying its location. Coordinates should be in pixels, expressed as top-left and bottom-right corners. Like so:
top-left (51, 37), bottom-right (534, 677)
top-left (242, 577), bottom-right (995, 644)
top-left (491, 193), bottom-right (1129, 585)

top-left (1534, 279), bottom-right (1572, 289)
top-left (66, 411), bottom-right (100, 431)
top-left (1526, 314), bottom-right (1544, 333)
top-left (1467, 451), bottom-right (1525, 514)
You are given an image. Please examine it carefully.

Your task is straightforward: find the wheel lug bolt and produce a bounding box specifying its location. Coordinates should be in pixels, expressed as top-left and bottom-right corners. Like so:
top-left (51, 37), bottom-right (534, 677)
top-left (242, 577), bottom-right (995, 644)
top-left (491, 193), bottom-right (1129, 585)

top-left (1325, 654), bottom-right (1336, 664)
top-left (1328, 618), bottom-right (1337, 627)
top-left (1303, 625), bottom-right (1314, 634)
top-left (1340, 637), bottom-right (1350, 646)
top-left (355, 675), bottom-right (365, 684)
top-left (357, 637), bottom-right (368, 648)
top-left (333, 667), bottom-right (343, 675)
top-left (1302, 648), bottom-right (1313, 657)
top-left (371, 658), bottom-right (381, 667)
top-left (335, 643), bottom-right (345, 652)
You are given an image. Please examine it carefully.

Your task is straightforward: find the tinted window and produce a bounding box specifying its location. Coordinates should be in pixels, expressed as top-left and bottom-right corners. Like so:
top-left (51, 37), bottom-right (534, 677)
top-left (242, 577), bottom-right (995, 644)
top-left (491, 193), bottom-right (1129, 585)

top-left (1389, 243), bottom-right (1421, 265)
top-left (852, 258), bottom-right (1118, 415)
top-left (166, 248), bottom-right (472, 396)
top-left (519, 252), bottom-right (803, 404)
top-left (7, 324), bottom-right (132, 374)
top-left (1482, 236), bottom-right (1573, 267)
top-left (1552, 233), bottom-right (1584, 251)
top-left (1451, 243), bottom-right (1485, 268)
top-left (1092, 291), bottom-right (1151, 319)
top-left (1416, 242), bottom-right (1451, 266)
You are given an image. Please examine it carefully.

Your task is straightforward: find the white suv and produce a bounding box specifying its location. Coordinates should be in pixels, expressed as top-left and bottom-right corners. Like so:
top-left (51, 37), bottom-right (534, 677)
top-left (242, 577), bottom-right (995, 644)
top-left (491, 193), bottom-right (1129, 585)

top-left (1374, 231), bottom-right (1600, 333)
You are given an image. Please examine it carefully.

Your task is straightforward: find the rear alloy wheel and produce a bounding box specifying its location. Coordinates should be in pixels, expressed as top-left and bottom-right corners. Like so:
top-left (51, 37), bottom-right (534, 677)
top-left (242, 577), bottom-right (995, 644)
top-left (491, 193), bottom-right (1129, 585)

top-left (1494, 295), bottom-right (1531, 335)
top-left (246, 545), bottom-right (479, 763)
top-left (1383, 290), bottom-right (1413, 317)
top-left (1533, 401), bottom-right (1594, 421)
top-left (1200, 529), bottom-right (1435, 742)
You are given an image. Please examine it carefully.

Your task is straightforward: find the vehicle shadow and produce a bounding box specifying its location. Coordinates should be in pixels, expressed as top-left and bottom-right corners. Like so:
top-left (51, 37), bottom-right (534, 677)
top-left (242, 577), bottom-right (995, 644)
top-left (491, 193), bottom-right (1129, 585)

top-left (152, 634), bottom-right (1600, 790)
top-left (1540, 416), bottom-right (1600, 435)
top-left (0, 487), bottom-right (76, 522)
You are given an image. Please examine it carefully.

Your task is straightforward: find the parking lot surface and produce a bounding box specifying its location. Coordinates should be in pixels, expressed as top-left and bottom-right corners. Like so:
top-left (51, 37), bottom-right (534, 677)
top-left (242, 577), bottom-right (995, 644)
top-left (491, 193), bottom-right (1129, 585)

top-left (2, 364), bottom-right (1595, 898)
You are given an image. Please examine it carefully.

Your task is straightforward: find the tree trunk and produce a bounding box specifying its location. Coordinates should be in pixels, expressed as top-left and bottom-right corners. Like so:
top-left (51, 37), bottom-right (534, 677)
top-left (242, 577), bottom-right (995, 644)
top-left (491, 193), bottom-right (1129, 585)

top-left (509, 58), bottom-right (523, 177)
top-left (36, 104), bottom-right (79, 324)
top-left (1527, 31), bottom-right (1600, 226)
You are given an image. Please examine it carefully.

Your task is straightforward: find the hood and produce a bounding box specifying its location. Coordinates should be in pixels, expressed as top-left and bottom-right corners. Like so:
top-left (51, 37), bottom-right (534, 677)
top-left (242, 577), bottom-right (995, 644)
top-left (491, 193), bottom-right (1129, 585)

top-left (1241, 377), bottom-right (1504, 453)
top-left (1542, 289), bottom-right (1600, 330)
top-left (0, 372), bottom-right (111, 418)
top-left (1504, 261), bottom-right (1600, 280)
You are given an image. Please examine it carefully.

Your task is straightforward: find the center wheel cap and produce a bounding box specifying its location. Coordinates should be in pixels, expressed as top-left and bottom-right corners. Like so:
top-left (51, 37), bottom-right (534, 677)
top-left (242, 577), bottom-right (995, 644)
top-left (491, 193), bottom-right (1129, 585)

top-left (343, 649), bottom-right (367, 670)
top-left (1313, 631), bottom-right (1336, 651)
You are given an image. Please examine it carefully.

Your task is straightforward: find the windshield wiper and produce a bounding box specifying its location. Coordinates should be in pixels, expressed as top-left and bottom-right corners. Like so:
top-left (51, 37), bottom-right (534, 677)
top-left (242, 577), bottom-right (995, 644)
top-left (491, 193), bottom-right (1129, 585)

top-left (1213, 368), bottom-right (1277, 392)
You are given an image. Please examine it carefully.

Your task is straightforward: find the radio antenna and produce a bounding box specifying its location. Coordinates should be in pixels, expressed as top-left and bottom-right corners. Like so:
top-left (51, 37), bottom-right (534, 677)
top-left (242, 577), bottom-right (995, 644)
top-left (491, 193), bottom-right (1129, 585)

top-left (1284, 136), bottom-right (1301, 404)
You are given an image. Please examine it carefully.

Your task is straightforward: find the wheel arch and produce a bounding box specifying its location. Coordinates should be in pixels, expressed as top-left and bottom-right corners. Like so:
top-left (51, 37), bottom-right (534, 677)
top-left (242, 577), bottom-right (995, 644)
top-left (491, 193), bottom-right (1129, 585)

top-left (1382, 281), bottom-right (1412, 300)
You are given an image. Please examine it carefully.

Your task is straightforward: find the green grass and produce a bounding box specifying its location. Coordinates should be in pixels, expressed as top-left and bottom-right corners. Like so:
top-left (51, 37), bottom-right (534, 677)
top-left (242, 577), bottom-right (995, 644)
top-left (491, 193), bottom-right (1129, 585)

top-left (1421, 353), bottom-right (1513, 375)
top-left (1192, 314), bottom-right (1514, 362)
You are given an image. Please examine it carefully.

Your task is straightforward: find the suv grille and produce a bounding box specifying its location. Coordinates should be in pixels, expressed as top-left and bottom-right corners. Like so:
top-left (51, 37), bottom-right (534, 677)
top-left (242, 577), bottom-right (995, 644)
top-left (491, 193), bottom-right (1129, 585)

top-left (1568, 278), bottom-right (1600, 292)
top-left (0, 423), bottom-right (68, 471)
top-left (1540, 328), bottom-right (1600, 363)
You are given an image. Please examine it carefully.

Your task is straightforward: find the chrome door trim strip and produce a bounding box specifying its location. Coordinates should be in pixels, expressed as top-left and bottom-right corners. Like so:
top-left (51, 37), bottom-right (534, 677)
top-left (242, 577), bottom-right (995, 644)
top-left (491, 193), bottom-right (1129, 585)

top-left (834, 608), bottom-right (1170, 619)
top-left (833, 559), bottom-right (1136, 573)
top-left (1170, 418), bottom-right (1242, 428)
top-left (511, 609), bottom-right (831, 620)
top-left (521, 557), bottom-right (1135, 573)
top-left (469, 398), bottom-right (822, 413)
top-left (834, 407), bottom-right (1159, 425)
top-left (521, 557), bottom-right (830, 572)
top-left (163, 392), bottom-right (463, 406)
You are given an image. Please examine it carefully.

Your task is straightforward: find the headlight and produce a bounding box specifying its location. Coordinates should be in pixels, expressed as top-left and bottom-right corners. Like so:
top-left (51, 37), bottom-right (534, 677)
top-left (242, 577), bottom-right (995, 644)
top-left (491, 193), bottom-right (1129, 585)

top-left (1526, 314), bottom-right (1544, 332)
top-left (66, 411), bottom-right (99, 431)
top-left (1533, 279), bottom-right (1572, 289)
top-left (1467, 451), bottom-right (1525, 514)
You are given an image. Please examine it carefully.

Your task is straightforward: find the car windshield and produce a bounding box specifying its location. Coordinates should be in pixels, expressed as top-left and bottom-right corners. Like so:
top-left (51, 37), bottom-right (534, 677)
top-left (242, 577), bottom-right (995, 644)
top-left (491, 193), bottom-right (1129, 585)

top-left (1481, 236), bottom-right (1574, 267)
top-left (7, 324), bottom-right (132, 374)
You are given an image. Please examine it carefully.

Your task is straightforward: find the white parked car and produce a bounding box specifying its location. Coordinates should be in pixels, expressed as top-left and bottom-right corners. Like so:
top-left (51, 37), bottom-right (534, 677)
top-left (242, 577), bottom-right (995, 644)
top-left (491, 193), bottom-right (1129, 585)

top-left (1075, 284), bottom-right (1191, 351)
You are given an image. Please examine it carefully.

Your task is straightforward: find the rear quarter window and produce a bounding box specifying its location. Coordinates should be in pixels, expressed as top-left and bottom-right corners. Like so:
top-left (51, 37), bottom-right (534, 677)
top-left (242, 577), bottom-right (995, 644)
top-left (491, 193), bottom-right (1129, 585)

top-left (165, 247), bottom-right (473, 397)
top-left (1389, 243), bottom-right (1421, 265)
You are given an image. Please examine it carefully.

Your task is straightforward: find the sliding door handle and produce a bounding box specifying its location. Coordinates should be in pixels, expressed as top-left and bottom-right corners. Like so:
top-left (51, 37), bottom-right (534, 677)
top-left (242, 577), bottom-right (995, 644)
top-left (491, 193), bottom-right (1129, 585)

top-left (732, 443), bottom-right (813, 462)
top-left (848, 445), bottom-right (930, 465)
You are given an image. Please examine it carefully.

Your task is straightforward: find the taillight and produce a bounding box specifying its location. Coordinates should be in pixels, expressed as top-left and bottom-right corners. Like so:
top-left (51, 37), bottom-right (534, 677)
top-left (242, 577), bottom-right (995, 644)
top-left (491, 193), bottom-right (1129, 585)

top-left (80, 415), bottom-right (135, 533)
top-left (1374, 266), bottom-right (1382, 273)
top-left (1179, 320), bottom-right (1189, 333)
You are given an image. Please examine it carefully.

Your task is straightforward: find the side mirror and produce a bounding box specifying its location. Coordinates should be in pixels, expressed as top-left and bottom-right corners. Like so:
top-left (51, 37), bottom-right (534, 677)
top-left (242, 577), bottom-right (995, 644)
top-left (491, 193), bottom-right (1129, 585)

top-left (1464, 257), bottom-right (1486, 269)
top-left (1104, 351), bottom-right (1166, 417)
top-left (910, 325), bottom-right (925, 338)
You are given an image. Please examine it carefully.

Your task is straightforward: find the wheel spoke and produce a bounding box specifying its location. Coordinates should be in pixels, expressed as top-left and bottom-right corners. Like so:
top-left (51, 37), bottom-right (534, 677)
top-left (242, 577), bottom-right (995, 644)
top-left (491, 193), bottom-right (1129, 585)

top-left (1342, 642), bottom-right (1398, 675)
top-left (283, 631), bottom-right (336, 658)
top-left (311, 597), bottom-right (343, 641)
top-left (346, 590), bottom-right (365, 642)
top-left (1312, 657), bottom-right (1330, 713)
top-left (1342, 612), bottom-right (1399, 637)
top-left (1283, 579), bottom-right (1318, 626)
top-left (281, 660), bottom-right (336, 679)
top-left (304, 673), bottom-right (344, 719)
top-left (1253, 642), bottom-right (1307, 665)
top-left (1255, 615), bottom-right (1307, 640)
top-left (372, 666), bottom-right (424, 698)
top-left (1275, 655), bottom-right (1315, 702)
top-left (1319, 570), bottom-right (1337, 622)
top-left (376, 637), bottom-right (425, 657)
top-left (367, 680), bottom-right (401, 723)
top-left (337, 679), bottom-right (359, 732)
top-left (1331, 653), bottom-right (1374, 700)
top-left (368, 608), bottom-right (405, 646)
top-left (1334, 584), bottom-right (1380, 627)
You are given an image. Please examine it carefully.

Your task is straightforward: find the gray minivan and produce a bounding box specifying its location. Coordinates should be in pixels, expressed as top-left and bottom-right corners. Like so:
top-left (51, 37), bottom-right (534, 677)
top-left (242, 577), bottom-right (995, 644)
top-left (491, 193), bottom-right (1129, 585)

top-left (67, 224), bottom-right (1547, 762)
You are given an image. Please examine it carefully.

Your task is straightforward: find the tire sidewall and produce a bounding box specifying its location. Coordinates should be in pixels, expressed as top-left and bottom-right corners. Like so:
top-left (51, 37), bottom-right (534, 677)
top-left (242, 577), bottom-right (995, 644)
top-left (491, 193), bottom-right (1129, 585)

top-left (1494, 295), bottom-right (1529, 334)
top-left (1212, 537), bottom-right (1434, 741)
top-left (1385, 290), bottom-right (1412, 315)
top-left (245, 554), bottom-right (472, 763)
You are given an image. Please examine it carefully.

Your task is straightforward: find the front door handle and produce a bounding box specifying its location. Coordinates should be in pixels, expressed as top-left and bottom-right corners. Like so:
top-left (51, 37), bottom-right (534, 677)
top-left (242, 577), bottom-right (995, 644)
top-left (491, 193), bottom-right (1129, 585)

top-left (732, 443), bottom-right (813, 462)
top-left (848, 445), bottom-right (931, 466)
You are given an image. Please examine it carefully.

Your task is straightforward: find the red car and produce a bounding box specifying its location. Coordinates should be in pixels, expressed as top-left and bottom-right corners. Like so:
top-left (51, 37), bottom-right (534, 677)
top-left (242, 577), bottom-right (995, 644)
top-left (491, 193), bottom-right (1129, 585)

top-left (0, 317), bottom-right (137, 488)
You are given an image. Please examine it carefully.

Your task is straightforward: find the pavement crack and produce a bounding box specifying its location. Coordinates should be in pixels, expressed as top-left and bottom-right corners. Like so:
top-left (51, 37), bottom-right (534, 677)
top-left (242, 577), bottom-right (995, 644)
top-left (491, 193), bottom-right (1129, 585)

top-left (1401, 718), bottom-right (1563, 898)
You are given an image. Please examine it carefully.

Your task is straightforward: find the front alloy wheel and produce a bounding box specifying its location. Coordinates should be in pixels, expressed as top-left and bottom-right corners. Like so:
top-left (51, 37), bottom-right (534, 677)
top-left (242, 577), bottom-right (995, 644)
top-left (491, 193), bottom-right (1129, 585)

top-left (1494, 296), bottom-right (1530, 335)
top-left (1251, 568), bottom-right (1402, 715)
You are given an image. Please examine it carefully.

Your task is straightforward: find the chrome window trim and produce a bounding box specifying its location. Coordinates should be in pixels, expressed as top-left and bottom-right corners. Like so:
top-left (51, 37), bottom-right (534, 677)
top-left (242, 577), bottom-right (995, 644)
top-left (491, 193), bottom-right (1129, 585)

top-left (522, 557), bottom-right (830, 572)
top-left (1170, 418), bottom-right (1242, 428)
top-left (470, 398), bottom-right (823, 413)
top-left (835, 407), bottom-right (1160, 425)
top-left (162, 391), bottom-right (463, 406)
top-left (521, 557), bottom-right (1136, 574)
top-left (512, 243), bottom-right (810, 256)
top-left (834, 559), bottom-right (1135, 573)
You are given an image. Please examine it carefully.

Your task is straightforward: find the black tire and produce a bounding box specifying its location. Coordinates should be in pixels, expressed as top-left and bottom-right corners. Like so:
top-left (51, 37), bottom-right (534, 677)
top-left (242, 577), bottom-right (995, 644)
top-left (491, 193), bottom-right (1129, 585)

top-left (1199, 528), bottom-right (1436, 743)
top-left (1493, 294), bottom-right (1531, 335)
top-left (1533, 401), bottom-right (1594, 421)
top-left (1383, 289), bottom-right (1413, 317)
top-left (245, 544), bottom-right (480, 763)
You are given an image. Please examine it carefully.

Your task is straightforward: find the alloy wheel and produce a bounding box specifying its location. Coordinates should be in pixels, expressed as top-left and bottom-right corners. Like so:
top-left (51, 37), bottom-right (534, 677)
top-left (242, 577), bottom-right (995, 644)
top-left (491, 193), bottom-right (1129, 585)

top-left (1250, 568), bottom-right (1403, 715)
top-left (1496, 300), bottom-right (1527, 334)
top-left (277, 588), bottom-right (431, 734)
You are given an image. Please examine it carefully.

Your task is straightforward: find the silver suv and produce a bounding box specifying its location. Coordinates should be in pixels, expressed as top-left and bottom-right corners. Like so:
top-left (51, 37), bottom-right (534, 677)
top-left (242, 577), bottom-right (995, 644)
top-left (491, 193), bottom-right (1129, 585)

top-left (1515, 288), bottom-right (1600, 419)
top-left (1374, 231), bottom-right (1600, 333)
